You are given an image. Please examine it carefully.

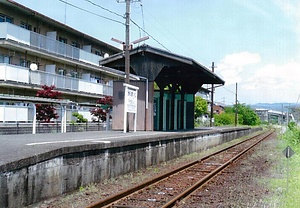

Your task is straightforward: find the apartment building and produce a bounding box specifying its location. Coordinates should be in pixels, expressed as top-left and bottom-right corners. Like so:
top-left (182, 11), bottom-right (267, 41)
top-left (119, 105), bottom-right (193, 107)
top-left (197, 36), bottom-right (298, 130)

top-left (0, 0), bottom-right (125, 122)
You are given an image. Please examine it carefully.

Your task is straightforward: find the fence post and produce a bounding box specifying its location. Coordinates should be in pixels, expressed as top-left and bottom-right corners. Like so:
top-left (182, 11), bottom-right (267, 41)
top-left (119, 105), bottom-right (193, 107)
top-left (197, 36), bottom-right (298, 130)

top-left (86, 122), bottom-right (88, 131)
top-left (56, 121), bottom-right (59, 133)
top-left (17, 121), bottom-right (19, 134)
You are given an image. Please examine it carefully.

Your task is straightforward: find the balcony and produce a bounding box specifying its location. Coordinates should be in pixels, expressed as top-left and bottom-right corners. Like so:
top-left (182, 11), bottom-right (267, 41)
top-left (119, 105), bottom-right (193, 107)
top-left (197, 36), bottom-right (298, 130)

top-left (0, 63), bottom-right (113, 96)
top-left (0, 22), bottom-right (102, 66)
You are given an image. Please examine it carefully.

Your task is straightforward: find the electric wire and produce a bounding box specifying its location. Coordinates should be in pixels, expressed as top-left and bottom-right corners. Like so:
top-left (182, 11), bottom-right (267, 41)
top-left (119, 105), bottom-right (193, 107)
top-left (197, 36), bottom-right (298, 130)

top-left (58, 0), bottom-right (125, 25)
top-left (142, 7), bottom-right (194, 57)
top-left (83, 0), bottom-right (124, 19)
top-left (130, 19), bottom-right (171, 52)
top-left (76, 0), bottom-right (171, 52)
top-left (217, 85), bottom-right (236, 95)
top-left (141, 6), bottom-right (211, 64)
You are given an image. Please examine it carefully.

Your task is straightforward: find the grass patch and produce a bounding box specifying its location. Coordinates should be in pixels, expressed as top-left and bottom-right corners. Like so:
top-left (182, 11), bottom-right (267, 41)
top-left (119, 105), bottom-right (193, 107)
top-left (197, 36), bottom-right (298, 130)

top-left (267, 125), bottom-right (300, 207)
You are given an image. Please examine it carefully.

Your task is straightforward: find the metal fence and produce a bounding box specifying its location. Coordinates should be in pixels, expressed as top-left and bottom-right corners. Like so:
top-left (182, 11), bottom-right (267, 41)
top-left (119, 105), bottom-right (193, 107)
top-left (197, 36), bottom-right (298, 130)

top-left (0, 122), bottom-right (110, 135)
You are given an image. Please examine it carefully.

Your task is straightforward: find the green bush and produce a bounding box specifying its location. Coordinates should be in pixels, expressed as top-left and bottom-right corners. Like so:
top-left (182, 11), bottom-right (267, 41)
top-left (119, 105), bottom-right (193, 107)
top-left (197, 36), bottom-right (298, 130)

top-left (214, 113), bottom-right (235, 126)
top-left (72, 112), bottom-right (88, 123)
top-left (282, 122), bottom-right (300, 145)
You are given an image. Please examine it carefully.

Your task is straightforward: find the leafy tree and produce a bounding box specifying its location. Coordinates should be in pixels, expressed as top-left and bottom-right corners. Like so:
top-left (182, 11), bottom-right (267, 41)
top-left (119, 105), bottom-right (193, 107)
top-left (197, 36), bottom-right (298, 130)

top-left (236, 103), bottom-right (261, 126)
top-left (90, 96), bottom-right (113, 122)
top-left (223, 106), bottom-right (244, 124)
top-left (194, 96), bottom-right (208, 118)
top-left (221, 104), bottom-right (260, 126)
top-left (36, 85), bottom-right (62, 122)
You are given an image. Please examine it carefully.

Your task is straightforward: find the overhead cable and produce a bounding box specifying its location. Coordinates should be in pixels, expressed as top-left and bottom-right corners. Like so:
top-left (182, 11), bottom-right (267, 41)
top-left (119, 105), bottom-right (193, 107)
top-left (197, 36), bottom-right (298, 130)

top-left (78, 0), bottom-right (171, 52)
top-left (58, 0), bottom-right (124, 25)
top-left (83, 0), bottom-right (124, 19)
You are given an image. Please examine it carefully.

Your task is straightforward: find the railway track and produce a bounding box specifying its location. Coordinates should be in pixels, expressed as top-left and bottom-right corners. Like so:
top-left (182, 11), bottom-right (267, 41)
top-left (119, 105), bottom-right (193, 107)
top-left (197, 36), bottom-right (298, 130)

top-left (87, 130), bottom-right (274, 208)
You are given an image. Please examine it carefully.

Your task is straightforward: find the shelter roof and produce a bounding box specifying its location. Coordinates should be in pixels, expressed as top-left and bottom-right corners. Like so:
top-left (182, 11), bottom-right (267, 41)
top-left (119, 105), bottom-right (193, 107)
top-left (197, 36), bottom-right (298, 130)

top-left (101, 44), bottom-right (224, 94)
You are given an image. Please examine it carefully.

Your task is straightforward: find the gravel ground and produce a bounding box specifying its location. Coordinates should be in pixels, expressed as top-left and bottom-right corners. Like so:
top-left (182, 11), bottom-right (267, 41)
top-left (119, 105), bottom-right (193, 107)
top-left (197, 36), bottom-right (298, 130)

top-left (27, 131), bottom-right (283, 208)
top-left (177, 132), bottom-right (282, 207)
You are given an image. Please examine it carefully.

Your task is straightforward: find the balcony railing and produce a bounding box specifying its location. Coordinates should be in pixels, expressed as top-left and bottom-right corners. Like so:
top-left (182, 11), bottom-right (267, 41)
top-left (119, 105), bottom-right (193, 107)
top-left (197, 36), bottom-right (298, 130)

top-left (0, 22), bottom-right (102, 66)
top-left (0, 63), bottom-right (113, 96)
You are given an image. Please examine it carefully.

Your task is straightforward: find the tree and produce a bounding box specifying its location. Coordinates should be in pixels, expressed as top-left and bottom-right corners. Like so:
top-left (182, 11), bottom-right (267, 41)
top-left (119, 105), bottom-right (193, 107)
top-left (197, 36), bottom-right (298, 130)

top-left (214, 112), bottom-right (235, 126)
top-left (194, 96), bottom-right (208, 118)
top-left (217, 104), bottom-right (260, 126)
top-left (235, 103), bottom-right (261, 126)
top-left (36, 85), bottom-right (61, 122)
top-left (90, 96), bottom-right (113, 122)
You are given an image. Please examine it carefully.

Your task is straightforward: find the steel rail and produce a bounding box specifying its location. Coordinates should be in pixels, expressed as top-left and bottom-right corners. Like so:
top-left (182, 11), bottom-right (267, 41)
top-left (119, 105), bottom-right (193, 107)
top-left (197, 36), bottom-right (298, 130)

top-left (162, 130), bottom-right (274, 208)
top-left (86, 130), bottom-right (272, 208)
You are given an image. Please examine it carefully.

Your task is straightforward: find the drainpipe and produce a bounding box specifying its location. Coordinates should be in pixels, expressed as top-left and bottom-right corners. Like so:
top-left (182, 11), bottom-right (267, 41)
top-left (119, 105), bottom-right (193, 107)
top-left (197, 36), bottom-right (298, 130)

top-left (130, 74), bottom-right (148, 130)
top-left (32, 102), bottom-right (36, 134)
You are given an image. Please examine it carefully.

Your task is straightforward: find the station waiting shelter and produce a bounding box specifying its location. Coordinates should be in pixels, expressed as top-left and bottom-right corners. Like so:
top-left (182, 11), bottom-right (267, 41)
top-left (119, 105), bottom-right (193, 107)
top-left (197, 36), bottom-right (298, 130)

top-left (101, 45), bottom-right (224, 131)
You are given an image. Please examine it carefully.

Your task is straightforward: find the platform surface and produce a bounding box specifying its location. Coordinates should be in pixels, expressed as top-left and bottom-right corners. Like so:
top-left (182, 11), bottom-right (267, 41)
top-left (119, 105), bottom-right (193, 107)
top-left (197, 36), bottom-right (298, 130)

top-left (0, 127), bottom-right (229, 172)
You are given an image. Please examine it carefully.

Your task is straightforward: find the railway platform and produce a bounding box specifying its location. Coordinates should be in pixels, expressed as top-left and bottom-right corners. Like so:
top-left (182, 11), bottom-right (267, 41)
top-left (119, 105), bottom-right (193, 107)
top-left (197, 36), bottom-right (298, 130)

top-left (0, 127), bottom-right (261, 208)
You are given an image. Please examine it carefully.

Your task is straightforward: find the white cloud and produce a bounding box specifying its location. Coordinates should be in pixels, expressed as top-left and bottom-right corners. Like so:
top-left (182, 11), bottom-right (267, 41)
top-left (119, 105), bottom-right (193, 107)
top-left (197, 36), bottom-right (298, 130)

top-left (217, 51), bottom-right (261, 85)
top-left (241, 62), bottom-right (300, 103)
top-left (216, 52), bottom-right (300, 104)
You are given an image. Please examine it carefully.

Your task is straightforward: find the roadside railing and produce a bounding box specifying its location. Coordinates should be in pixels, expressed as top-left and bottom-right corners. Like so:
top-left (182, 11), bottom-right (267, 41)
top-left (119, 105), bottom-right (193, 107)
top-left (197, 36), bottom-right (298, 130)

top-left (0, 122), bottom-right (111, 135)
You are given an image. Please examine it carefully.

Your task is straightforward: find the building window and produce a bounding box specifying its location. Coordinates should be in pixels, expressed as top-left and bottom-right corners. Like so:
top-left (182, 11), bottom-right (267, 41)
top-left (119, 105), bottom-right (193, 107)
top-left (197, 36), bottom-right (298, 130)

top-left (33, 27), bottom-right (40, 34)
top-left (20, 58), bottom-right (26, 67)
top-left (70, 71), bottom-right (78, 78)
top-left (71, 41), bottom-right (80, 48)
top-left (20, 21), bottom-right (32, 31)
top-left (59, 36), bottom-right (67, 44)
top-left (0, 14), bottom-right (13, 23)
top-left (19, 58), bottom-right (31, 67)
top-left (0, 54), bottom-right (10, 64)
top-left (95, 50), bottom-right (101, 56)
top-left (58, 68), bottom-right (65, 76)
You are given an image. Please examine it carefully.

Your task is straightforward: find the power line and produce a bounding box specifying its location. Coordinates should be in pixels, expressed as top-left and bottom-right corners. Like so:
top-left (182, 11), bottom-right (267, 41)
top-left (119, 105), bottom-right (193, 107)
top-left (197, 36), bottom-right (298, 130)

top-left (130, 19), bottom-right (171, 52)
top-left (77, 0), bottom-right (171, 52)
top-left (83, 0), bottom-right (124, 19)
top-left (142, 7), bottom-right (193, 57)
top-left (58, 0), bottom-right (124, 25)
top-left (221, 86), bottom-right (236, 95)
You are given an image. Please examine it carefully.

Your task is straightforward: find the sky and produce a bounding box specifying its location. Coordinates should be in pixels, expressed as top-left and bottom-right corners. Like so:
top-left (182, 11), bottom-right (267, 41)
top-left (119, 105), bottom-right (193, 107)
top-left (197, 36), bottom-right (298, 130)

top-left (14, 0), bottom-right (300, 105)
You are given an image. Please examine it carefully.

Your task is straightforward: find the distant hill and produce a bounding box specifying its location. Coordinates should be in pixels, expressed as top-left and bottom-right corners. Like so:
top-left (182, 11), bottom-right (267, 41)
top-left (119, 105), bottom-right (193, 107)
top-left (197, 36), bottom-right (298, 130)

top-left (250, 103), bottom-right (299, 112)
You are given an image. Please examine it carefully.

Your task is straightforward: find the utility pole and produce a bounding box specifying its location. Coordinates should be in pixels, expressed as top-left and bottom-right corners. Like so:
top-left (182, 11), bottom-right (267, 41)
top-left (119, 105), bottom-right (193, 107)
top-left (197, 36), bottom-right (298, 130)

top-left (210, 62), bottom-right (214, 127)
top-left (235, 83), bottom-right (238, 126)
top-left (115, 0), bottom-right (148, 133)
top-left (116, 0), bottom-right (146, 84)
top-left (125, 0), bottom-right (130, 84)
